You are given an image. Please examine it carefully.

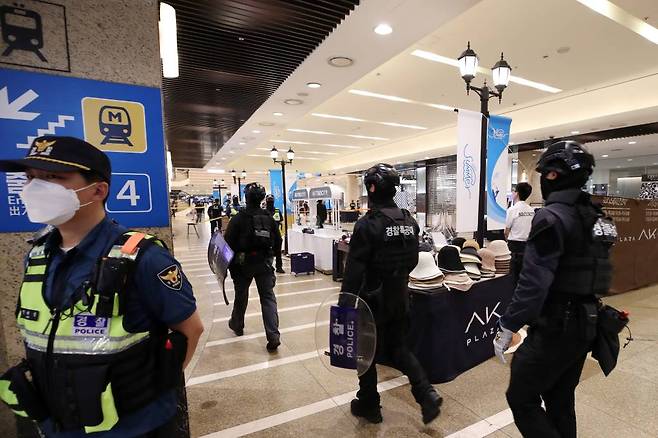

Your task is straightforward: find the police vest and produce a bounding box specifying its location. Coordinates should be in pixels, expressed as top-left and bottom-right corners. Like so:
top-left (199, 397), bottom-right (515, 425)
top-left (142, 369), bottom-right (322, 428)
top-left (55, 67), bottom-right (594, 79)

top-left (272, 209), bottom-right (282, 223)
top-left (14, 231), bottom-right (181, 433)
top-left (369, 207), bottom-right (418, 277)
top-left (545, 196), bottom-right (617, 297)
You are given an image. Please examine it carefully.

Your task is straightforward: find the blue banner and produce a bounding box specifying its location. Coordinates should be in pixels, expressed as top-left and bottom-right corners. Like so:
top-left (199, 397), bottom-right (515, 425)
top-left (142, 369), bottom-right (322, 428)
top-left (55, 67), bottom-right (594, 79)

top-left (269, 169), bottom-right (284, 212)
top-left (0, 68), bottom-right (168, 232)
top-left (486, 115), bottom-right (512, 230)
top-left (329, 305), bottom-right (358, 370)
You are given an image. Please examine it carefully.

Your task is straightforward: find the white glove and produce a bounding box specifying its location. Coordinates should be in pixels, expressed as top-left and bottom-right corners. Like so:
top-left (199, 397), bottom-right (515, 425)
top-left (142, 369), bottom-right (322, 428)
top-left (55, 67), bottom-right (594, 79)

top-left (493, 324), bottom-right (514, 364)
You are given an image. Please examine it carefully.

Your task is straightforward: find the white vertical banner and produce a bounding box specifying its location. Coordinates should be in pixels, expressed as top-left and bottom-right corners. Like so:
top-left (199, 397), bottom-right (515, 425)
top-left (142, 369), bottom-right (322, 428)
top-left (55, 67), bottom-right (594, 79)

top-left (456, 109), bottom-right (484, 232)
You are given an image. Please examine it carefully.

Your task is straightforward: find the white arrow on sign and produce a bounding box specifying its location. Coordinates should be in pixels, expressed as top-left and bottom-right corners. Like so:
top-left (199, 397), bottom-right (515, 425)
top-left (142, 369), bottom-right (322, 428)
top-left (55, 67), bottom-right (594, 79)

top-left (0, 87), bottom-right (40, 121)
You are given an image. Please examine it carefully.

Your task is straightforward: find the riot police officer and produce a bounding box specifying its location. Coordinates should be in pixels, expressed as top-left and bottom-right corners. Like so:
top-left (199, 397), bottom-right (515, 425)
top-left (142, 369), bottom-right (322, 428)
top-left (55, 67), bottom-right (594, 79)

top-left (494, 141), bottom-right (616, 437)
top-left (225, 183), bottom-right (282, 351)
top-left (0, 136), bottom-right (204, 437)
top-left (208, 198), bottom-right (223, 234)
top-left (264, 195), bottom-right (285, 273)
top-left (342, 163), bottom-right (442, 425)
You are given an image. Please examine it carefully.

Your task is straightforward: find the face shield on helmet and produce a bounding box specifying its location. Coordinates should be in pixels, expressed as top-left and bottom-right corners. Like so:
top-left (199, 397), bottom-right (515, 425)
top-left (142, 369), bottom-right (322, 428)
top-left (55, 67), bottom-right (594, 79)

top-left (363, 163), bottom-right (400, 203)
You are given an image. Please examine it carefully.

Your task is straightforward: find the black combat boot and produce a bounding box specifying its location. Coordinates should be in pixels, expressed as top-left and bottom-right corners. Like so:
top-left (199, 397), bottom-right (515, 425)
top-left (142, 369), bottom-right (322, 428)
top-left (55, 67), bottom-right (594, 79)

top-left (350, 399), bottom-right (383, 424)
top-left (420, 389), bottom-right (443, 424)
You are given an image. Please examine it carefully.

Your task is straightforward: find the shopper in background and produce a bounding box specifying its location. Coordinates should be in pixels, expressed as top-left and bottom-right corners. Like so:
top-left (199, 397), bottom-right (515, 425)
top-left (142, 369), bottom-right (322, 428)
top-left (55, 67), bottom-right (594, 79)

top-left (494, 141), bottom-right (616, 437)
top-left (316, 199), bottom-right (327, 228)
top-left (194, 199), bottom-right (205, 222)
top-left (265, 194), bottom-right (285, 273)
top-left (341, 163), bottom-right (442, 425)
top-left (224, 183), bottom-right (282, 351)
top-left (0, 136), bottom-right (203, 437)
top-left (208, 198), bottom-right (223, 234)
top-left (505, 182), bottom-right (535, 284)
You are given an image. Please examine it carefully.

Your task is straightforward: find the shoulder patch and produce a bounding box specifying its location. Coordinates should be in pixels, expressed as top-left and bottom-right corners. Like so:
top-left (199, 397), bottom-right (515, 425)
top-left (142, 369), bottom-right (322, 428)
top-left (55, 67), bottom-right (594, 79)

top-left (158, 265), bottom-right (183, 290)
top-left (528, 209), bottom-right (559, 241)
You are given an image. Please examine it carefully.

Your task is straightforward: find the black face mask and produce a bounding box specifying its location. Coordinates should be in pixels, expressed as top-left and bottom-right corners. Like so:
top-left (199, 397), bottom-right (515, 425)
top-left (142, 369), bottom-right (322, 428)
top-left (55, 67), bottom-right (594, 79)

top-left (540, 170), bottom-right (589, 200)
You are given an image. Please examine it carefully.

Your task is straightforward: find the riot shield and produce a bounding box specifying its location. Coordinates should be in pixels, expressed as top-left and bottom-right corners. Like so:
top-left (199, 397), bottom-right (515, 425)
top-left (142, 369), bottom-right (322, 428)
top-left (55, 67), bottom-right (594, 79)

top-left (207, 232), bottom-right (234, 305)
top-left (314, 292), bottom-right (376, 377)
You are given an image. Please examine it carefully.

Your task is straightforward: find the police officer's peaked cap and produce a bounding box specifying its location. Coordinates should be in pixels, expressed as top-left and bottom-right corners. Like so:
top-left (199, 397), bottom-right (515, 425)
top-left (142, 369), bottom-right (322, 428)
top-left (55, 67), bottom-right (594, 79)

top-left (536, 141), bottom-right (594, 176)
top-left (0, 136), bottom-right (111, 183)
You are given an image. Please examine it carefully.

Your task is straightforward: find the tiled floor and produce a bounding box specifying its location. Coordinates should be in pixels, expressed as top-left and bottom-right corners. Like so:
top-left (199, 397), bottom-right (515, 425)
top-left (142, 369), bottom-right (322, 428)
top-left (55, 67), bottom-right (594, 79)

top-left (173, 212), bottom-right (658, 438)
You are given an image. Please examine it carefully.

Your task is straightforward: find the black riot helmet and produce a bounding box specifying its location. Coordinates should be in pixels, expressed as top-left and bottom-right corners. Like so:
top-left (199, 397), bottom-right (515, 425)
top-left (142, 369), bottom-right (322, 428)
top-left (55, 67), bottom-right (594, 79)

top-left (536, 141), bottom-right (595, 198)
top-left (244, 183), bottom-right (266, 206)
top-left (536, 141), bottom-right (595, 176)
top-left (363, 163), bottom-right (400, 202)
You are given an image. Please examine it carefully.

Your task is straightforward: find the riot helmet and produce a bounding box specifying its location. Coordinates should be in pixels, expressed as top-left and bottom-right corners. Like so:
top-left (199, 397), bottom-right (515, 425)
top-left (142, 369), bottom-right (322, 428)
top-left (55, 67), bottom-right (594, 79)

top-left (363, 163), bottom-right (400, 202)
top-left (536, 141), bottom-right (594, 199)
top-left (244, 182), bottom-right (266, 206)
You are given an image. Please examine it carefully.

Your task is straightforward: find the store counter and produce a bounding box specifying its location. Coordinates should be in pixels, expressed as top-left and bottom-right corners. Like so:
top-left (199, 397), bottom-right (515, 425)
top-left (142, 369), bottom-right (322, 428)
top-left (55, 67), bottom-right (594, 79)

top-left (408, 274), bottom-right (515, 383)
top-left (288, 227), bottom-right (344, 272)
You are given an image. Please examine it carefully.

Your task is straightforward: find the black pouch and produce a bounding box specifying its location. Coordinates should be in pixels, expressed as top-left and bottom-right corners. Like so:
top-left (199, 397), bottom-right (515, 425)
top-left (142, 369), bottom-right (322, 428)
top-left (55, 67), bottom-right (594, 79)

top-left (70, 364), bottom-right (112, 427)
top-left (592, 304), bottom-right (629, 376)
top-left (578, 302), bottom-right (599, 342)
top-left (0, 360), bottom-right (49, 422)
top-left (157, 331), bottom-right (188, 391)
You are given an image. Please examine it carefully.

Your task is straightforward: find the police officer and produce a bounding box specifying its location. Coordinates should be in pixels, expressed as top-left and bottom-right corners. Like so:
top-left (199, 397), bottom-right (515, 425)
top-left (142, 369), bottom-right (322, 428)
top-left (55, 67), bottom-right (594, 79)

top-left (0, 136), bottom-right (204, 437)
top-left (208, 198), bottom-right (223, 234)
top-left (342, 163), bottom-right (442, 425)
top-left (225, 183), bottom-right (282, 351)
top-left (494, 141), bottom-right (616, 438)
top-left (264, 195), bottom-right (285, 274)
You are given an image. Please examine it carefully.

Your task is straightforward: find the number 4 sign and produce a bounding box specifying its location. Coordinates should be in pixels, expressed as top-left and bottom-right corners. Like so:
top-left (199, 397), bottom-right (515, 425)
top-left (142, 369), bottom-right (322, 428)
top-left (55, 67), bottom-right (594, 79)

top-left (106, 173), bottom-right (152, 213)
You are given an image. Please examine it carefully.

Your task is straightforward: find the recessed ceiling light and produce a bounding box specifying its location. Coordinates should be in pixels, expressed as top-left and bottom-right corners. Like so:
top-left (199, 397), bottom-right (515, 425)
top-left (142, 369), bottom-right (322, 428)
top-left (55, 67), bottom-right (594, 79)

top-left (306, 82), bottom-right (322, 89)
top-left (374, 23), bottom-right (393, 35)
top-left (229, 151), bottom-right (235, 154)
top-left (286, 128), bottom-right (388, 141)
top-left (273, 112), bottom-right (283, 116)
top-left (411, 49), bottom-right (562, 93)
top-left (627, 158), bottom-right (633, 162)
top-left (284, 99), bottom-right (304, 105)
top-left (628, 141), bottom-right (637, 144)
top-left (349, 89), bottom-right (453, 111)
top-left (328, 56), bottom-right (354, 67)
top-left (424, 156), bottom-right (430, 160)
top-left (270, 139), bottom-right (360, 149)
top-left (238, 36), bottom-right (245, 41)
top-left (571, 130), bottom-right (580, 134)
top-left (252, 130), bottom-right (261, 134)
top-left (259, 122), bottom-right (275, 126)
top-left (616, 166), bottom-right (621, 168)
top-left (602, 154), bottom-right (609, 158)
top-left (221, 157), bottom-right (227, 160)
top-left (239, 142), bottom-right (245, 145)
top-left (311, 113), bottom-right (427, 130)
top-left (215, 88), bottom-right (222, 91)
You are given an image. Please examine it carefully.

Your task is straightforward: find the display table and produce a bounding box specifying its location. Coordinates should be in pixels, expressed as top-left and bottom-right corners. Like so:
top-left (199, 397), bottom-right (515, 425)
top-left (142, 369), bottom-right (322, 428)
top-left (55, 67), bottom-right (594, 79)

top-left (288, 227), bottom-right (344, 272)
top-left (408, 274), bottom-right (515, 383)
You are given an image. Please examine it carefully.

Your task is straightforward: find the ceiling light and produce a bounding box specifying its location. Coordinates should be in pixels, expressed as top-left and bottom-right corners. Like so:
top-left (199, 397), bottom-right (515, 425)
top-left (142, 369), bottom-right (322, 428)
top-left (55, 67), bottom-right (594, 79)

top-left (159, 3), bottom-right (179, 78)
top-left (374, 23), bottom-right (393, 35)
top-left (247, 154), bottom-right (319, 161)
top-left (349, 89), bottom-right (454, 112)
top-left (206, 169), bottom-right (225, 174)
top-left (424, 156), bottom-right (430, 160)
top-left (229, 151), bottom-right (235, 154)
top-left (311, 113), bottom-right (427, 130)
top-left (284, 99), bottom-right (304, 105)
top-left (256, 148), bottom-right (337, 156)
top-left (602, 154), bottom-right (609, 158)
top-left (307, 82), bottom-right (322, 89)
top-left (411, 49), bottom-right (562, 93)
top-left (269, 139), bottom-right (360, 149)
top-left (628, 141), bottom-right (637, 144)
top-left (576, 0), bottom-right (658, 44)
top-left (239, 142), bottom-right (245, 145)
top-left (328, 56), bottom-right (354, 67)
top-left (627, 158), bottom-right (633, 162)
top-left (273, 112), bottom-right (283, 116)
top-left (238, 36), bottom-right (245, 41)
top-left (286, 128), bottom-right (388, 141)
top-left (259, 122), bottom-right (275, 127)
top-left (221, 157), bottom-right (227, 160)
top-left (571, 131), bottom-right (580, 134)
top-left (252, 130), bottom-right (261, 134)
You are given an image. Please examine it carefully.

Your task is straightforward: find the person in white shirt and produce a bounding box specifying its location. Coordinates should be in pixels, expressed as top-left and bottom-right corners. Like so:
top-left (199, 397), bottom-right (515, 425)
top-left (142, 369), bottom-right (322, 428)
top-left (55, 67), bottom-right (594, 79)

top-left (505, 182), bottom-right (535, 283)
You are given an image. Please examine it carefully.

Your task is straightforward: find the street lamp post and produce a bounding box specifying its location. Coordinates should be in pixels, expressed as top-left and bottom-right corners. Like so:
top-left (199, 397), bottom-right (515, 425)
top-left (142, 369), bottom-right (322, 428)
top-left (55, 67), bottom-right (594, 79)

top-left (457, 42), bottom-right (512, 247)
top-left (231, 169), bottom-right (247, 202)
top-left (270, 146), bottom-right (295, 254)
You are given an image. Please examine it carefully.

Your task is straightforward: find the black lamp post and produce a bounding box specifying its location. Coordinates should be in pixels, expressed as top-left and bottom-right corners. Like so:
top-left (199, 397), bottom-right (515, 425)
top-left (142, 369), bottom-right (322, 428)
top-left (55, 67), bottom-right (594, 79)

top-left (231, 169), bottom-right (247, 202)
top-left (270, 146), bottom-right (295, 254)
top-left (458, 42), bottom-right (512, 247)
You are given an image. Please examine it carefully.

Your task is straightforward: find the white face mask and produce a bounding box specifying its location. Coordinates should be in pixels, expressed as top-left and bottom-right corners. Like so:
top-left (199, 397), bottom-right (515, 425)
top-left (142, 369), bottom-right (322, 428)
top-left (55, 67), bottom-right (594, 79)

top-left (20, 178), bottom-right (97, 226)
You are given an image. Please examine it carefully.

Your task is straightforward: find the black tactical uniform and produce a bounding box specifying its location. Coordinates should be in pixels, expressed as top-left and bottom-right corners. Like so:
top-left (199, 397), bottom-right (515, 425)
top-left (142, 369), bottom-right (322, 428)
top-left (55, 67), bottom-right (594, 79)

top-left (342, 163), bottom-right (442, 425)
top-left (497, 142), bottom-right (616, 438)
top-left (225, 183), bottom-right (282, 351)
top-left (265, 195), bottom-right (285, 273)
top-left (208, 200), bottom-right (223, 234)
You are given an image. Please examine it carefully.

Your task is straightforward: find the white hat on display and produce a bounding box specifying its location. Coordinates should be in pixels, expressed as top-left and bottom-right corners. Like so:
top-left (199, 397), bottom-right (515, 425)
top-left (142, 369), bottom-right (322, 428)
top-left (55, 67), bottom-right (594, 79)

top-left (410, 252), bottom-right (444, 280)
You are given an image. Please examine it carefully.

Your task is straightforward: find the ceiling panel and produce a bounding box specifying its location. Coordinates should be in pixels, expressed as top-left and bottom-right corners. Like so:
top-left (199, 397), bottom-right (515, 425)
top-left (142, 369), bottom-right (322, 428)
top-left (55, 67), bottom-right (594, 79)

top-left (162, 0), bottom-right (361, 168)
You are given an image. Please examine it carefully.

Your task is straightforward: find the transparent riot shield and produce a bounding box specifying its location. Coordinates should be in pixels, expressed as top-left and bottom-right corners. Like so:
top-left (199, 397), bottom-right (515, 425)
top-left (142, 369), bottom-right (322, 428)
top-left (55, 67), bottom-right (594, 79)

top-left (207, 232), bottom-right (234, 305)
top-left (314, 292), bottom-right (376, 377)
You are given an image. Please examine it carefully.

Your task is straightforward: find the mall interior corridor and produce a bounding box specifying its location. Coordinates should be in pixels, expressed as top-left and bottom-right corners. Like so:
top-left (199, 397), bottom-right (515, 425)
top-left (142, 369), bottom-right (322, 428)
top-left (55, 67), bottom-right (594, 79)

top-left (173, 211), bottom-right (658, 438)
